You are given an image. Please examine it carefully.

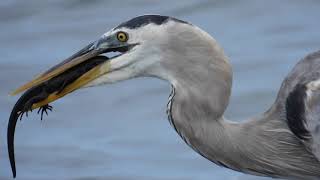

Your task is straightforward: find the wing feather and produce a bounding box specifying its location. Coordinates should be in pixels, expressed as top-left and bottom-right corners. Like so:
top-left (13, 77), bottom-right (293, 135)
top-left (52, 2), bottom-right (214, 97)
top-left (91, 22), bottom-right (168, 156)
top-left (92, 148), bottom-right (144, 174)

top-left (281, 51), bottom-right (320, 161)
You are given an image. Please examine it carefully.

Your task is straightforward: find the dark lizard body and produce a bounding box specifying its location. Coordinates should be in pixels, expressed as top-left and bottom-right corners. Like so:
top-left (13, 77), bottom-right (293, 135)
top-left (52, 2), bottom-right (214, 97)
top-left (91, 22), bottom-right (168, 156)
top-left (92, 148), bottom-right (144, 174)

top-left (7, 55), bottom-right (109, 177)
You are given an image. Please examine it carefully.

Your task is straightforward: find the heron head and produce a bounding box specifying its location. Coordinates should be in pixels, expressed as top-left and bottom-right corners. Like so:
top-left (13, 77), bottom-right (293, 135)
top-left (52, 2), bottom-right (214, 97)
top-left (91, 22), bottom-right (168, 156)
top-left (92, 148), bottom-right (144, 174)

top-left (11, 15), bottom-right (229, 107)
top-left (84, 14), bottom-right (192, 86)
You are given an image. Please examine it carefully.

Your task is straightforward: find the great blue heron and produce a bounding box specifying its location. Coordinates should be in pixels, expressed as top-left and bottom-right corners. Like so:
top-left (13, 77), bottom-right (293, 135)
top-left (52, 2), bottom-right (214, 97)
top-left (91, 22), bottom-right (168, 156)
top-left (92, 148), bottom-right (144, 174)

top-left (7, 15), bottom-right (320, 179)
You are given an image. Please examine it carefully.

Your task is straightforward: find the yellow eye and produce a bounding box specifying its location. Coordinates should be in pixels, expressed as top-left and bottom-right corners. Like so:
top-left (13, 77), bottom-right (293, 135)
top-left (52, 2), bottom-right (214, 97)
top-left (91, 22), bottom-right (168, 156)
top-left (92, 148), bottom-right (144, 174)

top-left (117, 31), bottom-right (128, 42)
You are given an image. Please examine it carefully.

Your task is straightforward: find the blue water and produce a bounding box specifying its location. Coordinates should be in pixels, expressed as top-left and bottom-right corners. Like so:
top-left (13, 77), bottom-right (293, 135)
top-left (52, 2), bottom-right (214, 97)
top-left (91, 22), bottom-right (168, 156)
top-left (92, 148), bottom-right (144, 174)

top-left (1, 0), bottom-right (320, 179)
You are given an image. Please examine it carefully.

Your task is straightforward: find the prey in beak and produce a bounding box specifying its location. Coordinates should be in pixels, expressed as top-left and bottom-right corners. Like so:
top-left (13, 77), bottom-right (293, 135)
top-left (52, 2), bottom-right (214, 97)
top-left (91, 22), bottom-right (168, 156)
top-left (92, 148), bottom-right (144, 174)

top-left (8, 33), bottom-right (136, 178)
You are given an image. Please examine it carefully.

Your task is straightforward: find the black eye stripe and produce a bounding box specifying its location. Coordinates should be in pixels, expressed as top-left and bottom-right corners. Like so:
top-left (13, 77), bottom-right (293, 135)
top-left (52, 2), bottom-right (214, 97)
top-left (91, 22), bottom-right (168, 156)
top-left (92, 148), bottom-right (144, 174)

top-left (115, 15), bottom-right (189, 30)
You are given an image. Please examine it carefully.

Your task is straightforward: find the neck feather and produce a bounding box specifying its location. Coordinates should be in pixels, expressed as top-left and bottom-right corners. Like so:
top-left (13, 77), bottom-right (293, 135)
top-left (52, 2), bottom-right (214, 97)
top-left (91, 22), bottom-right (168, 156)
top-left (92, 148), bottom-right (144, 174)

top-left (169, 82), bottom-right (320, 179)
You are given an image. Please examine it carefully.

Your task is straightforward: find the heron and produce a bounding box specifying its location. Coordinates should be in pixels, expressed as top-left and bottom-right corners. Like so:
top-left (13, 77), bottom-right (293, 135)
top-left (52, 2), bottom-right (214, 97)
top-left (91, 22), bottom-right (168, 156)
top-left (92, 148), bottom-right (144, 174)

top-left (7, 15), bottom-right (320, 179)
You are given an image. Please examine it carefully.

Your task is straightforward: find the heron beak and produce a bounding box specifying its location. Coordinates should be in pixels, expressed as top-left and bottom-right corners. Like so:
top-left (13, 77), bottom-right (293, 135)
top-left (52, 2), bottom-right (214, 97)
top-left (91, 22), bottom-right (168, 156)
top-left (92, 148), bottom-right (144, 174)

top-left (10, 36), bottom-right (133, 109)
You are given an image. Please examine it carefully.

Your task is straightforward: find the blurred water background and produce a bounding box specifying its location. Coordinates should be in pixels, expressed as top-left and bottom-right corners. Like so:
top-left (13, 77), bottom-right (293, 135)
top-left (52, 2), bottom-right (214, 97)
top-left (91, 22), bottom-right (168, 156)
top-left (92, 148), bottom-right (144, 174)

top-left (1, 0), bottom-right (320, 179)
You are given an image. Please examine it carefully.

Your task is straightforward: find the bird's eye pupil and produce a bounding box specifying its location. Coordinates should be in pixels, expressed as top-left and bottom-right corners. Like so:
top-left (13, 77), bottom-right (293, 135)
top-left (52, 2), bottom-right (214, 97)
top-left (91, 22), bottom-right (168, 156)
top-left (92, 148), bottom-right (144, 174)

top-left (117, 32), bottom-right (128, 42)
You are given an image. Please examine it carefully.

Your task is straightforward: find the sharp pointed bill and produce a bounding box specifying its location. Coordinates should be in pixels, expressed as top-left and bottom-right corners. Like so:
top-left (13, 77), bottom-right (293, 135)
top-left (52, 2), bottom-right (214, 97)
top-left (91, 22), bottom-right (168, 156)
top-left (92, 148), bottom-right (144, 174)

top-left (11, 39), bottom-right (124, 96)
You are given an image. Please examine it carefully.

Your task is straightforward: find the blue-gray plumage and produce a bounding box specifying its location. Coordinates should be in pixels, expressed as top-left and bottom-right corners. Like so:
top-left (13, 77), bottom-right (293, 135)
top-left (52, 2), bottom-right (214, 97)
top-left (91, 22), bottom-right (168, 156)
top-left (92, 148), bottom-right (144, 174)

top-left (8, 15), bottom-right (320, 179)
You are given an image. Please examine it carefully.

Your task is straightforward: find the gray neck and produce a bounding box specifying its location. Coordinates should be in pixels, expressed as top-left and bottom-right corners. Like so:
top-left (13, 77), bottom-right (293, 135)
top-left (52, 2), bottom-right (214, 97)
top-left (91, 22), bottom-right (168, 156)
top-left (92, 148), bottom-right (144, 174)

top-left (158, 46), bottom-right (320, 179)
top-left (167, 64), bottom-right (320, 179)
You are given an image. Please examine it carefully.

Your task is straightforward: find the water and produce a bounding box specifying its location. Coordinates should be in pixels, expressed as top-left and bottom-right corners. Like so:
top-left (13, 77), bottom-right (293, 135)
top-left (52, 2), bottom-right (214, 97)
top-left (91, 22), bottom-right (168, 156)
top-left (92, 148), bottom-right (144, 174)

top-left (1, 0), bottom-right (320, 179)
